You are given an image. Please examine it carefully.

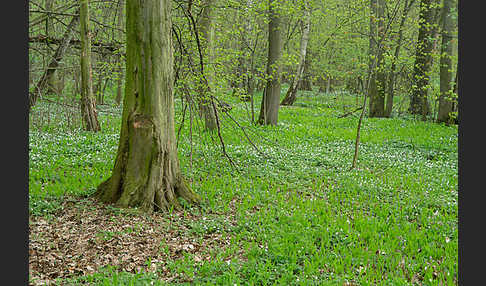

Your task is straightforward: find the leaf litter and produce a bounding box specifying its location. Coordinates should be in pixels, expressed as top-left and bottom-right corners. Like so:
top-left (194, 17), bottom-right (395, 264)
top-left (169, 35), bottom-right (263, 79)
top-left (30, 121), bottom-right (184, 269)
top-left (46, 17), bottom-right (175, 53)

top-left (29, 196), bottom-right (238, 285)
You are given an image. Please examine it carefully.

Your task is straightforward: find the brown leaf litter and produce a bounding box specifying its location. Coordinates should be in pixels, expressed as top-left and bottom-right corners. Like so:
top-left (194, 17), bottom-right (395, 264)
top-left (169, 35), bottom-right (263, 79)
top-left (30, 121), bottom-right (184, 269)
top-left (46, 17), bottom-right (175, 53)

top-left (29, 196), bottom-right (239, 285)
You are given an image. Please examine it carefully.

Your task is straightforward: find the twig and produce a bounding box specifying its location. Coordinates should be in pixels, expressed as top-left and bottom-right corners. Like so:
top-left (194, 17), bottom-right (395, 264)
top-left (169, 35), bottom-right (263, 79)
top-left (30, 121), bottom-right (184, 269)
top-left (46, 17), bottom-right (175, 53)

top-left (338, 106), bottom-right (363, 118)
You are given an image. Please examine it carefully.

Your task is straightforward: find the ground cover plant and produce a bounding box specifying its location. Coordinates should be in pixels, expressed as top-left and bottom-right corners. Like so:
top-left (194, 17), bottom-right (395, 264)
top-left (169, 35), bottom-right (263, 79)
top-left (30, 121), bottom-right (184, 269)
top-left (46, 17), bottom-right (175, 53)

top-left (29, 88), bottom-right (457, 285)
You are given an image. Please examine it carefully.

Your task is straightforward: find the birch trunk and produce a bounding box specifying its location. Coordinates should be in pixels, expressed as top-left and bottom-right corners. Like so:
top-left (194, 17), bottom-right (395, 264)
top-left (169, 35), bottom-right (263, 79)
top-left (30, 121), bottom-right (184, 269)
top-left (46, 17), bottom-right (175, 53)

top-left (280, 3), bottom-right (311, 106)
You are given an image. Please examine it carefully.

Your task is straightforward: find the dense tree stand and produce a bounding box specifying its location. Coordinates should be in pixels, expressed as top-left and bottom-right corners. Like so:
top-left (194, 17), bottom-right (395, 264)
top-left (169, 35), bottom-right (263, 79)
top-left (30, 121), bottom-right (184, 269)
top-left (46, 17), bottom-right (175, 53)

top-left (95, 0), bottom-right (199, 212)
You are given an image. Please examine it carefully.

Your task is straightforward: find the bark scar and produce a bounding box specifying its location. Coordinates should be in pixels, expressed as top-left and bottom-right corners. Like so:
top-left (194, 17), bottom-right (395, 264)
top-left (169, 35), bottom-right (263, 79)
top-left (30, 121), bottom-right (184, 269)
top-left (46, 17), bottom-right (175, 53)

top-left (132, 114), bottom-right (153, 129)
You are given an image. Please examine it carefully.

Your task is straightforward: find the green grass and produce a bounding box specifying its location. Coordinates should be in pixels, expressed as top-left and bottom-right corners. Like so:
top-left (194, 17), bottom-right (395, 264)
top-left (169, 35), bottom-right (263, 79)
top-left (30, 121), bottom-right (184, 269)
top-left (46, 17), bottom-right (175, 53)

top-left (29, 87), bottom-right (458, 285)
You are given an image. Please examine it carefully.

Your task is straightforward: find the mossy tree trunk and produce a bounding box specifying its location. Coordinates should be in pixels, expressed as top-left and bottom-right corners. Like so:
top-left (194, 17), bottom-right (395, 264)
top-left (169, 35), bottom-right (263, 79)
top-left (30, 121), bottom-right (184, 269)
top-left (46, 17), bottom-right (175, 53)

top-left (80, 0), bottom-right (101, 132)
top-left (197, 0), bottom-right (217, 131)
top-left (258, 0), bottom-right (282, 125)
top-left (437, 0), bottom-right (455, 124)
top-left (95, 0), bottom-right (200, 213)
top-left (368, 0), bottom-right (386, 118)
top-left (409, 0), bottom-right (440, 118)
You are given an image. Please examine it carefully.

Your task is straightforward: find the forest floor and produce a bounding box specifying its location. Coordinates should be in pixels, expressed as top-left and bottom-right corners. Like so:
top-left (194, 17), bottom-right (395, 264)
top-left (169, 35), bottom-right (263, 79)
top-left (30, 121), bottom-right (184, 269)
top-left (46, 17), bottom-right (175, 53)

top-left (29, 88), bottom-right (458, 285)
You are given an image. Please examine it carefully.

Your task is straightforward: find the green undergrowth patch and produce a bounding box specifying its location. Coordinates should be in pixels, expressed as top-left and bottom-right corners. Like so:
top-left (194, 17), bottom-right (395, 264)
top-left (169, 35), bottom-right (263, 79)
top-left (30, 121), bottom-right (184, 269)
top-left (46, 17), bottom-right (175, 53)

top-left (30, 90), bottom-right (457, 285)
top-left (61, 266), bottom-right (163, 286)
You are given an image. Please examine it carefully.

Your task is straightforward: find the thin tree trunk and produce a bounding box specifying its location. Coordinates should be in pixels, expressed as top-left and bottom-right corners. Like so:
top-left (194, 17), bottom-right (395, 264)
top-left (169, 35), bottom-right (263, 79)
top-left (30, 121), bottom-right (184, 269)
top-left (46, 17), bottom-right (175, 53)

top-left (45, 0), bottom-right (54, 34)
top-left (258, 0), bottom-right (282, 125)
top-left (96, 0), bottom-right (199, 213)
top-left (299, 52), bottom-right (313, 91)
top-left (368, 0), bottom-right (386, 118)
top-left (95, 63), bottom-right (104, 104)
top-left (385, 0), bottom-right (414, 117)
top-left (115, 0), bottom-right (124, 106)
top-left (352, 0), bottom-right (397, 169)
top-left (451, 62), bottom-right (458, 123)
top-left (44, 0), bottom-right (57, 95)
top-left (115, 66), bottom-right (123, 105)
top-left (79, 0), bottom-right (101, 132)
top-left (280, 2), bottom-right (311, 106)
top-left (29, 12), bottom-right (80, 110)
top-left (235, 6), bottom-right (247, 96)
top-left (437, 0), bottom-right (455, 124)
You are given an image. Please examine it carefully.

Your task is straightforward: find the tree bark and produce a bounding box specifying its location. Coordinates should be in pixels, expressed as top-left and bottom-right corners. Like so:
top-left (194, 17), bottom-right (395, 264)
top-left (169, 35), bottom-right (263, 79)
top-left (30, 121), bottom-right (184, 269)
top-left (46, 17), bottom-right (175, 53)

top-left (409, 0), bottom-right (440, 118)
top-left (29, 12), bottom-right (79, 110)
top-left (299, 52), bottom-right (313, 91)
top-left (385, 0), bottom-right (414, 117)
top-left (44, 0), bottom-right (58, 95)
top-left (115, 0), bottom-right (124, 106)
top-left (437, 0), bottom-right (455, 124)
top-left (258, 0), bottom-right (282, 125)
top-left (80, 0), bottom-right (101, 132)
top-left (280, 2), bottom-right (311, 106)
top-left (368, 0), bottom-right (386, 118)
top-left (197, 0), bottom-right (217, 131)
top-left (95, 0), bottom-right (199, 213)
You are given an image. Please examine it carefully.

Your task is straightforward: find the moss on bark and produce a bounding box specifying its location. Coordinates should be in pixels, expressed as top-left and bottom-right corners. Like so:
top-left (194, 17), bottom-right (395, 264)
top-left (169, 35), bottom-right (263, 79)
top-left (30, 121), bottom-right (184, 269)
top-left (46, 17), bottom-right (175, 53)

top-left (95, 0), bottom-right (199, 213)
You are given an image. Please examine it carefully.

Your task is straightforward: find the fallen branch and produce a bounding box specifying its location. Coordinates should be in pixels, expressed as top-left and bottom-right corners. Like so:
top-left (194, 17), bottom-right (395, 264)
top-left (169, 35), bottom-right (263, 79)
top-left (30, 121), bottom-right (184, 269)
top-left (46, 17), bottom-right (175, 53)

top-left (29, 35), bottom-right (123, 54)
top-left (338, 106), bottom-right (363, 118)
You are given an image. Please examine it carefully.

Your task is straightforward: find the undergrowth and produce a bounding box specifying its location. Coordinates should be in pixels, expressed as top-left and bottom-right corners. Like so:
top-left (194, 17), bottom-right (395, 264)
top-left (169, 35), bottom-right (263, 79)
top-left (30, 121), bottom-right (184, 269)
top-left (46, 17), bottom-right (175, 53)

top-left (29, 87), bottom-right (458, 285)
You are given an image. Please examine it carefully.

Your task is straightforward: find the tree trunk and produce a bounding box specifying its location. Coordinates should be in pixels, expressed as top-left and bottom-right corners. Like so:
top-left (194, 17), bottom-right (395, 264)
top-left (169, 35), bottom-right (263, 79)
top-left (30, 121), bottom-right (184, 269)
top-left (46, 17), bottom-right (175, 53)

top-left (115, 0), bottom-right (124, 106)
top-left (299, 52), bottom-right (313, 91)
top-left (451, 63), bottom-right (458, 123)
top-left (234, 6), bottom-right (247, 97)
top-left (80, 0), bottom-right (101, 132)
top-left (368, 0), bottom-right (386, 118)
top-left (317, 76), bottom-right (325, 93)
top-left (95, 63), bottom-right (104, 104)
top-left (29, 12), bottom-right (80, 110)
top-left (258, 0), bottom-right (282, 125)
top-left (385, 0), bottom-right (414, 117)
top-left (44, 0), bottom-right (58, 95)
top-left (96, 0), bottom-right (200, 213)
top-left (409, 0), bottom-right (440, 118)
top-left (197, 0), bottom-right (217, 131)
top-left (280, 2), bottom-right (311, 106)
top-left (437, 0), bottom-right (455, 124)
top-left (115, 64), bottom-right (123, 105)
top-left (45, 0), bottom-right (54, 35)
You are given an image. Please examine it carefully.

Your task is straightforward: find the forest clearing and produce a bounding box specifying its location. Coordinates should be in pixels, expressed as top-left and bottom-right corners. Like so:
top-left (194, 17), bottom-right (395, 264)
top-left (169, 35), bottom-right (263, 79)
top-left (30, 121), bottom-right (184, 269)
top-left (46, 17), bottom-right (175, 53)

top-left (29, 0), bottom-right (458, 285)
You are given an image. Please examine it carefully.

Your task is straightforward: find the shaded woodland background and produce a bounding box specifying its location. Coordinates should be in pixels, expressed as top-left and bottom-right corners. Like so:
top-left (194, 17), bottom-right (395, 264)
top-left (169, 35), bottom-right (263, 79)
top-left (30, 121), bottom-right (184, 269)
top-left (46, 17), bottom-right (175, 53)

top-left (29, 0), bottom-right (458, 129)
